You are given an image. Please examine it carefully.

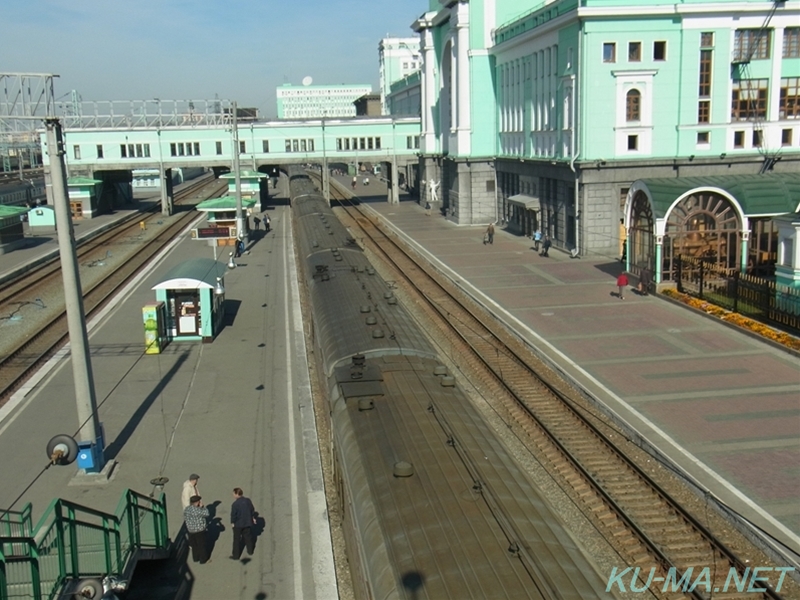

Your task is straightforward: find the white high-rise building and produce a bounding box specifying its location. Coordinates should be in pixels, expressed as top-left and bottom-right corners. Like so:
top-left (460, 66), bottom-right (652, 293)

top-left (276, 84), bottom-right (373, 119)
top-left (378, 37), bottom-right (421, 115)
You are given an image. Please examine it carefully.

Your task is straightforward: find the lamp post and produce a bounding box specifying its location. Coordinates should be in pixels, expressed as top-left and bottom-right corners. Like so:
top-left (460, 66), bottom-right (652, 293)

top-left (46, 118), bottom-right (105, 474)
top-left (231, 101), bottom-right (246, 243)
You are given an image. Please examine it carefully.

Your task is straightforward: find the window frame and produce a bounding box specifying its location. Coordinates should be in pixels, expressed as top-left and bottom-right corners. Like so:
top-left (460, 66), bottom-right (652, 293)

top-left (628, 41), bottom-right (642, 62)
top-left (653, 41), bottom-right (667, 61)
top-left (603, 42), bottom-right (616, 63)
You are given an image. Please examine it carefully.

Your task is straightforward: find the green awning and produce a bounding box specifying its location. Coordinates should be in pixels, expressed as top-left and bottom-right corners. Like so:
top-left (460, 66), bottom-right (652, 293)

top-left (0, 205), bottom-right (28, 217)
top-left (636, 173), bottom-right (800, 218)
top-left (67, 177), bottom-right (102, 186)
top-left (196, 196), bottom-right (257, 211)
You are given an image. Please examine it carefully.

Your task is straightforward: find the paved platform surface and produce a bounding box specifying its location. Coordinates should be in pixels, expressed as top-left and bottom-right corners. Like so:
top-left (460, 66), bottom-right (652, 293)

top-left (0, 179), bottom-right (335, 599)
top-left (356, 188), bottom-right (800, 557)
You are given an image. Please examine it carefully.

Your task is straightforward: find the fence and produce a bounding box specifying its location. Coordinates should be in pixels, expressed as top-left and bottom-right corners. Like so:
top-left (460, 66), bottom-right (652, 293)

top-left (676, 255), bottom-right (800, 334)
top-left (0, 489), bottom-right (169, 600)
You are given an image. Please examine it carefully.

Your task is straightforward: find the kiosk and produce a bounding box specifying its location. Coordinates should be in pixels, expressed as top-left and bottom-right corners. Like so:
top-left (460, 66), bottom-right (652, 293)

top-left (220, 170), bottom-right (268, 211)
top-left (150, 258), bottom-right (227, 343)
top-left (195, 196), bottom-right (257, 248)
top-left (0, 206), bottom-right (28, 255)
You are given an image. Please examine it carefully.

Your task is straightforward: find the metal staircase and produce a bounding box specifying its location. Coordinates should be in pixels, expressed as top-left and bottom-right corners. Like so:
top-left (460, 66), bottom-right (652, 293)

top-left (0, 490), bottom-right (169, 600)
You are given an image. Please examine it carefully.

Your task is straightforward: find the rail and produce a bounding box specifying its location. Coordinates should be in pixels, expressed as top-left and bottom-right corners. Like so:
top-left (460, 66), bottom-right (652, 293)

top-left (0, 489), bottom-right (169, 600)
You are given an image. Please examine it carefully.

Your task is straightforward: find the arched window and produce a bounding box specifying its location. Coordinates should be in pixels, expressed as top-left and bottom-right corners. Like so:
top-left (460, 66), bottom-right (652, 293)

top-left (626, 89), bottom-right (641, 122)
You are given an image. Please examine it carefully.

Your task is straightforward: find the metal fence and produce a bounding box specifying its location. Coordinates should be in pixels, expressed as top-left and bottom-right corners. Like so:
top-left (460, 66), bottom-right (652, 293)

top-left (676, 255), bottom-right (800, 333)
top-left (0, 489), bottom-right (169, 600)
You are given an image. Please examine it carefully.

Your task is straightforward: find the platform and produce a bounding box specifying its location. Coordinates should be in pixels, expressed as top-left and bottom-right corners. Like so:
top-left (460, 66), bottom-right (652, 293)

top-left (0, 177), bottom-right (335, 599)
top-left (354, 187), bottom-right (800, 558)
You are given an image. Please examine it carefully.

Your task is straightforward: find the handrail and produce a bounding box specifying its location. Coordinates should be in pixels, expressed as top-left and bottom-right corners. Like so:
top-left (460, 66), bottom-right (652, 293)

top-left (0, 489), bottom-right (168, 600)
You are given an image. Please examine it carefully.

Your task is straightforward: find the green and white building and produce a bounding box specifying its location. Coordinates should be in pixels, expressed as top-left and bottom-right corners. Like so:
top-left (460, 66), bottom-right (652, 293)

top-left (412, 0), bottom-right (800, 283)
top-left (276, 84), bottom-right (373, 119)
top-left (379, 37), bottom-right (422, 115)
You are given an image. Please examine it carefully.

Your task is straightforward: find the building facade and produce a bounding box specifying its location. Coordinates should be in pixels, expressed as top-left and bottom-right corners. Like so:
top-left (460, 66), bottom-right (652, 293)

top-left (378, 37), bottom-right (422, 115)
top-left (412, 0), bottom-right (800, 278)
top-left (276, 84), bottom-right (373, 119)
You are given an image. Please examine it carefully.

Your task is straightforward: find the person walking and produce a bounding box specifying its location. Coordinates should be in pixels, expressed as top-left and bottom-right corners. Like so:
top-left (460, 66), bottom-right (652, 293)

top-left (541, 235), bottom-right (552, 257)
top-left (230, 487), bottom-right (257, 560)
top-left (264, 214), bottom-right (271, 232)
top-left (617, 272), bottom-right (629, 300)
top-left (533, 229), bottom-right (542, 252)
top-left (351, 176), bottom-right (357, 190)
top-left (486, 222), bottom-right (495, 245)
top-left (181, 474), bottom-right (200, 509)
top-left (253, 216), bottom-right (260, 230)
top-left (184, 495), bottom-right (211, 564)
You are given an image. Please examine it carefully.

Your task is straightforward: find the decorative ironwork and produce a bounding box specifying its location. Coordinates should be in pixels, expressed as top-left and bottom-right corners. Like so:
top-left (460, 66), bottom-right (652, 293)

top-left (663, 191), bottom-right (741, 281)
top-left (676, 255), bottom-right (799, 333)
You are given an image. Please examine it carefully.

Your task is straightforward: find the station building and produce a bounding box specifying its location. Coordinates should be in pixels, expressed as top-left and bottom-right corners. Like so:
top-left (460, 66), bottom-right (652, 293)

top-left (276, 84), bottom-right (373, 119)
top-left (378, 37), bottom-right (422, 115)
top-left (411, 0), bottom-right (800, 283)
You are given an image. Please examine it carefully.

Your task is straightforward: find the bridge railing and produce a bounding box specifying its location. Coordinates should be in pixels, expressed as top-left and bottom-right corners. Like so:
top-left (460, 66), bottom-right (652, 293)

top-left (0, 490), bottom-right (169, 600)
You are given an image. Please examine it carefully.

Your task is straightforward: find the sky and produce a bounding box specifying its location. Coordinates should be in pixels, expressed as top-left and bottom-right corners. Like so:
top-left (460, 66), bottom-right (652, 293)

top-left (2, 0), bottom-right (424, 118)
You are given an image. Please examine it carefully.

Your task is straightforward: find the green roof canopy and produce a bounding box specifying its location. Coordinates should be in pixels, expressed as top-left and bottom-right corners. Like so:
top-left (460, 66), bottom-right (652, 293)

top-left (67, 177), bottom-right (102, 186)
top-left (0, 205), bottom-right (29, 217)
top-left (196, 196), bottom-right (257, 212)
top-left (219, 170), bottom-right (267, 179)
top-left (636, 173), bottom-right (800, 219)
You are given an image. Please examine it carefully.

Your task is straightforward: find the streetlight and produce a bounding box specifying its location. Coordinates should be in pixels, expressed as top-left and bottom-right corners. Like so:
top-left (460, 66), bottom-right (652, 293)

top-left (230, 101), bottom-right (246, 243)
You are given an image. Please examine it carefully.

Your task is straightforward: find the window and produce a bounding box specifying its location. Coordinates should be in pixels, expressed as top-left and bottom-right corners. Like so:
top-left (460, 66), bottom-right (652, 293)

top-left (781, 129), bottom-right (792, 146)
top-left (177, 143), bottom-right (185, 156)
top-left (239, 141), bottom-right (246, 154)
top-left (308, 139), bottom-right (314, 152)
top-left (698, 50), bottom-right (712, 97)
top-left (292, 140), bottom-right (299, 153)
top-left (193, 142), bottom-right (200, 155)
top-left (779, 77), bottom-right (800, 119)
top-left (627, 135), bottom-right (638, 150)
top-left (700, 32), bottom-right (714, 48)
top-left (216, 141), bottom-right (223, 155)
top-left (626, 89), bottom-right (641, 122)
top-left (135, 144), bottom-right (143, 157)
top-left (359, 137), bottom-right (366, 150)
top-left (734, 29), bottom-right (771, 61)
top-left (300, 139), bottom-right (307, 152)
top-left (698, 100), bottom-right (710, 123)
top-left (697, 131), bottom-right (710, 145)
top-left (121, 144), bottom-right (128, 158)
top-left (73, 145), bottom-right (81, 160)
top-left (784, 27), bottom-right (800, 58)
top-left (603, 42), bottom-right (616, 63)
top-left (96, 145), bottom-right (104, 159)
top-left (127, 144), bottom-right (135, 158)
top-left (653, 41), bottom-right (666, 61)
top-left (285, 140), bottom-right (292, 152)
top-left (731, 79), bottom-right (768, 120)
top-left (734, 131), bottom-right (745, 148)
top-left (262, 140), bottom-right (270, 153)
top-left (144, 144), bottom-right (151, 158)
top-left (628, 42), bottom-right (641, 62)
top-left (752, 130), bottom-right (762, 147)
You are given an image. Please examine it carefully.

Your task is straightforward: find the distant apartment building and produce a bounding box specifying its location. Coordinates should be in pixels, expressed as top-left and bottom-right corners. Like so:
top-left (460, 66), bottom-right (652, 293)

top-left (378, 37), bottom-right (421, 115)
top-left (276, 84), bottom-right (373, 119)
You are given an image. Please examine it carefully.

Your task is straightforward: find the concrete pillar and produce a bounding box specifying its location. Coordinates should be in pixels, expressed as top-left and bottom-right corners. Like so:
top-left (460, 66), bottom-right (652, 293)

top-left (655, 238), bottom-right (663, 284)
top-left (160, 167), bottom-right (173, 216)
top-left (740, 231), bottom-right (750, 273)
top-left (455, 1), bottom-right (471, 154)
top-left (420, 26), bottom-right (437, 153)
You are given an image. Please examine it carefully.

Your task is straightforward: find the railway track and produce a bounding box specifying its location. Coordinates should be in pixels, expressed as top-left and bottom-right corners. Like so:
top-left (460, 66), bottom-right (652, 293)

top-left (0, 176), bottom-right (227, 404)
top-left (319, 180), bottom-right (793, 600)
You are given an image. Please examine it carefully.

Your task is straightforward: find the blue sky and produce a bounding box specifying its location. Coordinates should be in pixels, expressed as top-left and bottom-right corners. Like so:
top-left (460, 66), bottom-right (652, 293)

top-left (2, 0), bottom-right (423, 117)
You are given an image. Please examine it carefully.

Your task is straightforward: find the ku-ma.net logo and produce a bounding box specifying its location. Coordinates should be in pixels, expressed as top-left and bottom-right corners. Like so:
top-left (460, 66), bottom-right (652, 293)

top-left (606, 566), bottom-right (795, 594)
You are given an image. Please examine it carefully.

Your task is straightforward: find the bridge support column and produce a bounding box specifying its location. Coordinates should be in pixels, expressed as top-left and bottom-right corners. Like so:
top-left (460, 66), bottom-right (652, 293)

top-left (322, 158), bottom-right (330, 204)
top-left (160, 167), bottom-right (173, 216)
top-left (387, 157), bottom-right (400, 204)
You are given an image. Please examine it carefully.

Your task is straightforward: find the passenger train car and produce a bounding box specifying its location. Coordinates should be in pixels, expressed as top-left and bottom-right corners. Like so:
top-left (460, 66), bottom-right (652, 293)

top-left (0, 179), bottom-right (46, 207)
top-left (289, 167), bottom-right (611, 600)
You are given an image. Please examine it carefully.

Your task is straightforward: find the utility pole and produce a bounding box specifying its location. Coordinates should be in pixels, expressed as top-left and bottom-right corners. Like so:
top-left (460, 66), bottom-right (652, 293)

top-left (322, 117), bottom-right (329, 202)
top-left (231, 101), bottom-right (246, 243)
top-left (46, 118), bottom-right (104, 473)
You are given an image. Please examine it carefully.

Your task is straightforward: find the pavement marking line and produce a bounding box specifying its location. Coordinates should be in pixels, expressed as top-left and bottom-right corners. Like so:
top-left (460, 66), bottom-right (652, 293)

top-left (286, 207), bottom-right (338, 596)
top-left (283, 210), bottom-right (304, 600)
top-left (0, 214), bottom-right (205, 433)
top-left (366, 205), bottom-right (800, 551)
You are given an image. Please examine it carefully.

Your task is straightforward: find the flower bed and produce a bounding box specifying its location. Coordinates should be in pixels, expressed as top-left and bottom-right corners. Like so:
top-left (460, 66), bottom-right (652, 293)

top-left (662, 289), bottom-right (800, 351)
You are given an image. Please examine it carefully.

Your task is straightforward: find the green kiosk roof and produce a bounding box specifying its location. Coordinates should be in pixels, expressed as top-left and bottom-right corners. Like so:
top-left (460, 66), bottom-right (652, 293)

top-left (0, 205), bottom-right (29, 217)
top-left (196, 196), bottom-right (258, 212)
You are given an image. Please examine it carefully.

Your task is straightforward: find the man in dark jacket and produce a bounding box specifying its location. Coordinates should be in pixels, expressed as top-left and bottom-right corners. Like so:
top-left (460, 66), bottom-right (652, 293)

top-left (230, 487), bottom-right (257, 560)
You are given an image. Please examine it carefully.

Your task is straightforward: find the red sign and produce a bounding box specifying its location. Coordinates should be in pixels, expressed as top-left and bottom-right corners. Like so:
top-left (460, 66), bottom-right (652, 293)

top-left (192, 227), bottom-right (232, 239)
